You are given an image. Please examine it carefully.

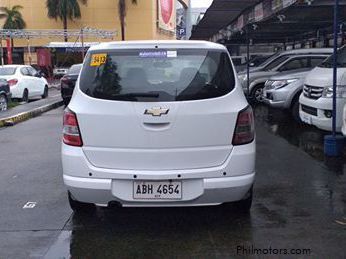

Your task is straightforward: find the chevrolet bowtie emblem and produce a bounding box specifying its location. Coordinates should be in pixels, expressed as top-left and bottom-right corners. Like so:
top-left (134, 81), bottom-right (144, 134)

top-left (144, 107), bottom-right (169, 116)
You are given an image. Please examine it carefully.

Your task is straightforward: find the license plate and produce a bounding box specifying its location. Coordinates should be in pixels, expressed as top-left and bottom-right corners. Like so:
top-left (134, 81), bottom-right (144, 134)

top-left (133, 181), bottom-right (182, 200)
top-left (301, 114), bottom-right (312, 124)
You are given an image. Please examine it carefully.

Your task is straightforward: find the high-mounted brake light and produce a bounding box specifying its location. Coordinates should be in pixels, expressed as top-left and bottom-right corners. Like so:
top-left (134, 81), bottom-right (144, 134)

top-left (232, 106), bottom-right (255, 145)
top-left (7, 79), bottom-right (18, 87)
top-left (63, 109), bottom-right (83, 147)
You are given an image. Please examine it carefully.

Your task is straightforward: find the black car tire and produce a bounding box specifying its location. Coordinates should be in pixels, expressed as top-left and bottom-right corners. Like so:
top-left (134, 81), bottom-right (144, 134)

top-left (22, 89), bottom-right (29, 103)
top-left (42, 86), bottom-right (48, 99)
top-left (250, 84), bottom-right (265, 103)
top-left (291, 94), bottom-right (302, 123)
top-left (68, 191), bottom-right (96, 214)
top-left (0, 94), bottom-right (8, 111)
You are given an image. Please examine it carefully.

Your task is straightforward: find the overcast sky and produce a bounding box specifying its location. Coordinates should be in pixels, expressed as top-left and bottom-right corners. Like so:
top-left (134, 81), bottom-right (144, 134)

top-left (191, 0), bottom-right (213, 8)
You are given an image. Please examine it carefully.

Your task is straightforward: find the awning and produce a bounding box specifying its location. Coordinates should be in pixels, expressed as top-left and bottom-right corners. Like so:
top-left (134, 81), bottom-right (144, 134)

top-left (191, 0), bottom-right (346, 44)
top-left (190, 0), bottom-right (260, 40)
top-left (224, 1), bottom-right (346, 44)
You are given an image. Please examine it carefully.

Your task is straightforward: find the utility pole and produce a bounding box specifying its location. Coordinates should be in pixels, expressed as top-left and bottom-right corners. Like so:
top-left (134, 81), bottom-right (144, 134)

top-left (0, 38), bottom-right (4, 66)
top-left (81, 28), bottom-right (85, 60)
top-left (332, 0), bottom-right (339, 136)
top-left (324, 0), bottom-right (344, 157)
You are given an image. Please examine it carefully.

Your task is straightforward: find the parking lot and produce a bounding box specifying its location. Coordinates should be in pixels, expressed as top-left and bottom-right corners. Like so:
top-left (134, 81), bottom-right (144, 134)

top-left (0, 105), bottom-right (344, 258)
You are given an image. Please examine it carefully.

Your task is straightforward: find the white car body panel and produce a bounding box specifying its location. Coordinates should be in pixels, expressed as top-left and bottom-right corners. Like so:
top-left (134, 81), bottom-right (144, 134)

top-left (62, 40), bottom-right (256, 207)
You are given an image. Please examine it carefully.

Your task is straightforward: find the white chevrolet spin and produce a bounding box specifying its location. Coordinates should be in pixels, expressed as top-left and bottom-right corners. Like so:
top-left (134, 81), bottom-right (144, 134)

top-left (61, 41), bottom-right (256, 213)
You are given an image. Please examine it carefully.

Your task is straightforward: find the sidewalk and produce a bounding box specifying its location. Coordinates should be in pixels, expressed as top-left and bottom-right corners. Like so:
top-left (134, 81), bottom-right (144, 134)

top-left (0, 88), bottom-right (63, 127)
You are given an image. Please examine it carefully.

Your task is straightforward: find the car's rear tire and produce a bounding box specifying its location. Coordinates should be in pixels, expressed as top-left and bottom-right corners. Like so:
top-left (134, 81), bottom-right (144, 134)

top-left (42, 86), bottom-right (48, 99)
top-left (0, 94), bottom-right (8, 111)
top-left (68, 191), bottom-right (96, 214)
top-left (22, 89), bottom-right (29, 103)
top-left (290, 93), bottom-right (302, 123)
top-left (233, 187), bottom-right (253, 213)
top-left (250, 84), bottom-right (265, 103)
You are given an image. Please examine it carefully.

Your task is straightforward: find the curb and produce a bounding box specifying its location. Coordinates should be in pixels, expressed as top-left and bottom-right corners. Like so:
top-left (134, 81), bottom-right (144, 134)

top-left (0, 100), bottom-right (63, 128)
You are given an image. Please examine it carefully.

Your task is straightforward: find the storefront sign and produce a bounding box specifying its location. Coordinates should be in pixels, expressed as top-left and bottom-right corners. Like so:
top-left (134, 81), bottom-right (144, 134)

top-left (236, 15), bottom-right (244, 30)
top-left (158, 0), bottom-right (175, 32)
top-left (272, 0), bottom-right (282, 11)
top-left (283, 0), bottom-right (296, 8)
top-left (254, 3), bottom-right (264, 22)
top-left (37, 48), bottom-right (51, 67)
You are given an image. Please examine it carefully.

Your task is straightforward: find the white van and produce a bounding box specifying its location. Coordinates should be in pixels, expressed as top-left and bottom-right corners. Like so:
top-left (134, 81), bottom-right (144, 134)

top-left (300, 46), bottom-right (346, 132)
top-left (61, 41), bottom-right (256, 213)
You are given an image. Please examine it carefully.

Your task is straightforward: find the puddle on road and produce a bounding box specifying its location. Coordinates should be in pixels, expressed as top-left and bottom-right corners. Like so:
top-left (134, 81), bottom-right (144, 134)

top-left (253, 104), bottom-right (346, 175)
top-left (44, 206), bottom-right (255, 258)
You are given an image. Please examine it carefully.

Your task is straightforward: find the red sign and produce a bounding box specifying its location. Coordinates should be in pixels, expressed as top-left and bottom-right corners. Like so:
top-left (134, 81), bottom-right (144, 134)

top-left (160, 0), bottom-right (173, 24)
top-left (37, 49), bottom-right (52, 67)
top-left (6, 38), bottom-right (12, 64)
top-left (158, 0), bottom-right (175, 32)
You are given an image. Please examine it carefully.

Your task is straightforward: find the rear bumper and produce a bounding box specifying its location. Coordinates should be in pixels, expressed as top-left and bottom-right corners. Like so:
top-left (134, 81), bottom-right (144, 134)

top-left (64, 173), bottom-right (255, 207)
top-left (10, 85), bottom-right (22, 99)
top-left (262, 88), bottom-right (291, 109)
top-left (62, 141), bottom-right (256, 207)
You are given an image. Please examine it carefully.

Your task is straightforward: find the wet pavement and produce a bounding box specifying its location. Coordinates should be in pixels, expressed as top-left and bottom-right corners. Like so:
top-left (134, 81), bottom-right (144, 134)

top-left (0, 105), bottom-right (345, 258)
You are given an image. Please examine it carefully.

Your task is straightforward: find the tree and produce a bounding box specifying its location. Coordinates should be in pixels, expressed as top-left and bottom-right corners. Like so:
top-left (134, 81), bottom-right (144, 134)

top-left (46, 0), bottom-right (87, 42)
top-left (0, 5), bottom-right (26, 50)
top-left (118, 0), bottom-right (137, 41)
top-left (0, 5), bottom-right (26, 30)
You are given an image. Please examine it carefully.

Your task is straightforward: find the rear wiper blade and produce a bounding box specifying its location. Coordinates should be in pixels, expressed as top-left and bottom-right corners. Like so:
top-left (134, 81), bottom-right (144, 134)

top-left (204, 82), bottom-right (219, 89)
top-left (111, 92), bottom-right (159, 98)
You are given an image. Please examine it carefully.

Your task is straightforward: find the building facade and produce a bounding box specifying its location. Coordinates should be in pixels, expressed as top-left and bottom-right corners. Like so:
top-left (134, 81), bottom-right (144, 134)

top-left (0, 0), bottom-right (189, 65)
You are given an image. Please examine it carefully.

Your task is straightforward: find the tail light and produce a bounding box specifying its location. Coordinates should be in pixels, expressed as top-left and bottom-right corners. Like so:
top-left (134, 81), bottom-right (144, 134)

top-left (232, 106), bottom-right (255, 145)
top-left (8, 79), bottom-right (18, 87)
top-left (63, 109), bottom-right (83, 147)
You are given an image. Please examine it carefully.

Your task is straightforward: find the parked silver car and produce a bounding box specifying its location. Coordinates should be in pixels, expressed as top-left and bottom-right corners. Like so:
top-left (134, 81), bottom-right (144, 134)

top-left (262, 68), bottom-right (311, 120)
top-left (238, 49), bottom-right (333, 102)
top-left (262, 54), bottom-right (330, 120)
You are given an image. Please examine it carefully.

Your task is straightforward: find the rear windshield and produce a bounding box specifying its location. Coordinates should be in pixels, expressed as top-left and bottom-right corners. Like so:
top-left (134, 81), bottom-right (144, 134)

top-left (79, 49), bottom-right (235, 102)
top-left (0, 67), bottom-right (16, 75)
top-left (68, 64), bottom-right (82, 74)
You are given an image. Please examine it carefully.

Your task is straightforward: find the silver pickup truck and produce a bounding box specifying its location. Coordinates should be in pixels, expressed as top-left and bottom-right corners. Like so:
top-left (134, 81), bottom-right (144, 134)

top-left (262, 68), bottom-right (311, 121)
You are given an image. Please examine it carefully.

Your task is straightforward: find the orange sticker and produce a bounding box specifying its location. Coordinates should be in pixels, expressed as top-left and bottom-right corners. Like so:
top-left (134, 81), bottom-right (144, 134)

top-left (90, 53), bottom-right (107, 66)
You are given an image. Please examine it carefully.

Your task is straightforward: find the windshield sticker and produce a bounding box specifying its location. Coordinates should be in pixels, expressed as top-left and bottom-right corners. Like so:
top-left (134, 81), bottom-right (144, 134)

top-left (90, 53), bottom-right (107, 66)
top-left (139, 51), bottom-right (177, 58)
top-left (167, 51), bottom-right (177, 58)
